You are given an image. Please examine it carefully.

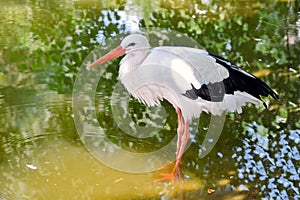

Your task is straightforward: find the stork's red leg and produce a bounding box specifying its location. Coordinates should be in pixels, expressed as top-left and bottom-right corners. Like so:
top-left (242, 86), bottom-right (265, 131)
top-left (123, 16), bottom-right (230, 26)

top-left (176, 108), bottom-right (184, 156)
top-left (173, 120), bottom-right (190, 172)
top-left (156, 109), bottom-right (190, 182)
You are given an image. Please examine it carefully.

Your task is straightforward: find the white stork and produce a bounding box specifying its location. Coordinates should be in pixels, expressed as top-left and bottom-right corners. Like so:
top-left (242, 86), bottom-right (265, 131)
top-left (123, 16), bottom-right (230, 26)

top-left (87, 34), bottom-right (278, 182)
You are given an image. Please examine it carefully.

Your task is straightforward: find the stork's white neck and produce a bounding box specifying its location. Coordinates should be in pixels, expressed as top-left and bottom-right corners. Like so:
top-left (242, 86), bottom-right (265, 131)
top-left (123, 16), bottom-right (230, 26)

top-left (118, 50), bottom-right (150, 80)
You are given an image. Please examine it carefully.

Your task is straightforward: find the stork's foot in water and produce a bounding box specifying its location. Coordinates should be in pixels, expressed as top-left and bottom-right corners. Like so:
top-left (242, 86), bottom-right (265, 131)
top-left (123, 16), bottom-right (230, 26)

top-left (155, 172), bottom-right (177, 183)
top-left (155, 166), bottom-right (182, 183)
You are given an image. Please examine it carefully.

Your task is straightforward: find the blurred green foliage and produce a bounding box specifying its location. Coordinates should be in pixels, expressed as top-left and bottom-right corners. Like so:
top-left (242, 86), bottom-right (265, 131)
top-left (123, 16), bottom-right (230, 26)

top-left (0, 0), bottom-right (299, 199)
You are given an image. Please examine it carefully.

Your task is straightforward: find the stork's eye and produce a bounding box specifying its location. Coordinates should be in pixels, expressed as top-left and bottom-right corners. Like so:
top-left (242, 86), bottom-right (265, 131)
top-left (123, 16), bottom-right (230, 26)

top-left (126, 42), bottom-right (136, 48)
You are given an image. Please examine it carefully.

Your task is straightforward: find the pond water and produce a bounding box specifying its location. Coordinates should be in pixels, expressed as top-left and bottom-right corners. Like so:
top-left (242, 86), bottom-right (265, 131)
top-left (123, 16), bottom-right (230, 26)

top-left (0, 0), bottom-right (299, 199)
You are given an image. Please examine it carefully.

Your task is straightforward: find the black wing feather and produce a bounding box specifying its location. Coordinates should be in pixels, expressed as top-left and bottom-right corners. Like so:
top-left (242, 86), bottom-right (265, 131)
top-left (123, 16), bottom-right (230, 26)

top-left (183, 52), bottom-right (279, 107)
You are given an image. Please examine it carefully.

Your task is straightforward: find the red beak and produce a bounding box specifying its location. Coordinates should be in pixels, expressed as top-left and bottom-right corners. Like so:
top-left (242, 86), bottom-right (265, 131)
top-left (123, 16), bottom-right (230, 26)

top-left (87, 45), bottom-right (126, 69)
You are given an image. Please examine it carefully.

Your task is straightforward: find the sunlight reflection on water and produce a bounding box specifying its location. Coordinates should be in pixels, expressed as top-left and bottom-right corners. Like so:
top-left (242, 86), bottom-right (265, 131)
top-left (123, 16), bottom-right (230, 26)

top-left (0, 0), bottom-right (299, 199)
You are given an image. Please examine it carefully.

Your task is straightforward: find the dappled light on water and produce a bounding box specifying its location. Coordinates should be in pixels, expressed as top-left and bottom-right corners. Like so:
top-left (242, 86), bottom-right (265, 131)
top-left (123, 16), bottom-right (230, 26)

top-left (0, 0), bottom-right (299, 199)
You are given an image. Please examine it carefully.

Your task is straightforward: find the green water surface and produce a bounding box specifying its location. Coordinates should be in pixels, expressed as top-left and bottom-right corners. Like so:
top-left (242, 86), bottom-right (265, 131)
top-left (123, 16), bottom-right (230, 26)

top-left (0, 0), bottom-right (299, 199)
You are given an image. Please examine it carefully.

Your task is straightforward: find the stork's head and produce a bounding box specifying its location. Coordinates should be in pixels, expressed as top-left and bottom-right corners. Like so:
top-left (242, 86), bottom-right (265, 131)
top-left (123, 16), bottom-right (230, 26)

top-left (120, 34), bottom-right (150, 53)
top-left (87, 34), bottom-right (149, 69)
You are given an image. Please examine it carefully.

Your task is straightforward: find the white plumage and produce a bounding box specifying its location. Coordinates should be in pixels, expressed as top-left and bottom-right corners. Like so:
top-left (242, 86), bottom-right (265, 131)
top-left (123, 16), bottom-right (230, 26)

top-left (117, 41), bottom-right (260, 120)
